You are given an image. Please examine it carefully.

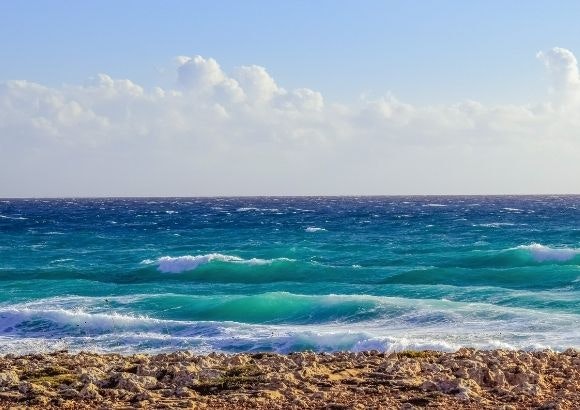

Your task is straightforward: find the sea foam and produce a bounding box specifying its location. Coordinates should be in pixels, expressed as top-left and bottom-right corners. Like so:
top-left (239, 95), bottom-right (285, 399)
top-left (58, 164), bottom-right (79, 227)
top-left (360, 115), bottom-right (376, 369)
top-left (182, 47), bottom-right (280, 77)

top-left (0, 214), bottom-right (27, 220)
top-left (513, 243), bottom-right (580, 262)
top-left (305, 227), bottom-right (327, 232)
top-left (146, 254), bottom-right (294, 273)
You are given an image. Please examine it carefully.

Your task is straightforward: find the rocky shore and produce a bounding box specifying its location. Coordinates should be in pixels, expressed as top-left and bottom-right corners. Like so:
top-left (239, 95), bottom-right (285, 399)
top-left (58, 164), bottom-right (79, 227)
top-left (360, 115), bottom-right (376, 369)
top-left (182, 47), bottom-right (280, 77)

top-left (0, 348), bottom-right (578, 409)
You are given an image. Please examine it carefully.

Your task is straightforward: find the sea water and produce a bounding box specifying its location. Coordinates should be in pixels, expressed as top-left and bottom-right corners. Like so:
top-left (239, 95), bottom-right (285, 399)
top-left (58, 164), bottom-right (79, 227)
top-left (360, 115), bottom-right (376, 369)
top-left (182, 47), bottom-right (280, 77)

top-left (0, 196), bottom-right (578, 354)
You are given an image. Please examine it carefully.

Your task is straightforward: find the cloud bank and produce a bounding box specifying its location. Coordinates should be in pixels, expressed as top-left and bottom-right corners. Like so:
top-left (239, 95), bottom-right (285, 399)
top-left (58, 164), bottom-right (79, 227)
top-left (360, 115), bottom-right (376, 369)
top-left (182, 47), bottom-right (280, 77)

top-left (0, 48), bottom-right (579, 196)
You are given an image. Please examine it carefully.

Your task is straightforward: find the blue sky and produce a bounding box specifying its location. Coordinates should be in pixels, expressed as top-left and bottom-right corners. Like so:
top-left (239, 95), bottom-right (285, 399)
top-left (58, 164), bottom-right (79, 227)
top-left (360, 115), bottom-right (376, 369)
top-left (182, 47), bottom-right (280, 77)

top-left (3, 1), bottom-right (580, 103)
top-left (1, 1), bottom-right (579, 196)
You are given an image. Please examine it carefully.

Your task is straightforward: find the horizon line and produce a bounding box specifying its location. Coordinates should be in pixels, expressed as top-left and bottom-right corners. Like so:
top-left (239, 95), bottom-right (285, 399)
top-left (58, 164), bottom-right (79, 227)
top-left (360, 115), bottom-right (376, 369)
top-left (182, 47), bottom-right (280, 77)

top-left (1, 193), bottom-right (579, 200)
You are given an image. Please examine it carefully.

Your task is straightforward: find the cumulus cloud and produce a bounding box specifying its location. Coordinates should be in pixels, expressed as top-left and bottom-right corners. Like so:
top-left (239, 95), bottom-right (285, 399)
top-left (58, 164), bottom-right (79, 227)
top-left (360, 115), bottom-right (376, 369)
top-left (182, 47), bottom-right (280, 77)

top-left (537, 47), bottom-right (580, 106)
top-left (0, 48), bottom-right (579, 196)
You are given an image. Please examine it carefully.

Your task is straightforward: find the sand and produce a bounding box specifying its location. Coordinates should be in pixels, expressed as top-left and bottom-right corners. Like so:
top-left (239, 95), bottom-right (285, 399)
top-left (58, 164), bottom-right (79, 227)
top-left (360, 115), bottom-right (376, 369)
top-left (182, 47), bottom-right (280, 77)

top-left (0, 348), bottom-right (578, 409)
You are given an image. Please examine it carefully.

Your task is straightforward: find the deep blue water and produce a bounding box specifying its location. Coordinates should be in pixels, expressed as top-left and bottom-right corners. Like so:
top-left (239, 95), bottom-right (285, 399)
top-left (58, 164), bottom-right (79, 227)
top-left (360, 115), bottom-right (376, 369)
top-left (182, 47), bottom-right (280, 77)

top-left (0, 196), bottom-right (579, 354)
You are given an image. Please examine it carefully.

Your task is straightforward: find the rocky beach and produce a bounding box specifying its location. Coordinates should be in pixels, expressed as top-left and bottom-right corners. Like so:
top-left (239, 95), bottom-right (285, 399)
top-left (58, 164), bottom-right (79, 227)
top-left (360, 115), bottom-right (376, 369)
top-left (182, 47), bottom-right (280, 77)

top-left (0, 348), bottom-right (578, 409)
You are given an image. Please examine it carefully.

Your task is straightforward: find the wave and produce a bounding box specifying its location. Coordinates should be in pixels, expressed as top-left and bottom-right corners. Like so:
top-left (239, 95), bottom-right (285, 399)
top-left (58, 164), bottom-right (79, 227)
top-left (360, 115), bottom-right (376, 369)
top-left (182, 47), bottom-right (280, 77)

top-left (305, 227), bottom-right (326, 232)
top-left (444, 243), bottom-right (580, 269)
top-left (236, 207), bottom-right (279, 212)
top-left (0, 214), bottom-right (27, 220)
top-left (380, 244), bottom-right (580, 289)
top-left (474, 222), bottom-right (517, 228)
top-left (1, 257), bottom-right (310, 285)
top-left (0, 329), bottom-right (530, 356)
top-left (0, 307), bottom-right (164, 336)
top-left (0, 293), bottom-right (456, 332)
top-left (1, 295), bottom-right (577, 355)
top-left (512, 243), bottom-right (580, 263)
top-left (144, 254), bottom-right (295, 274)
top-left (382, 265), bottom-right (579, 290)
top-left (135, 292), bottom-right (388, 324)
top-left (5, 291), bottom-right (574, 329)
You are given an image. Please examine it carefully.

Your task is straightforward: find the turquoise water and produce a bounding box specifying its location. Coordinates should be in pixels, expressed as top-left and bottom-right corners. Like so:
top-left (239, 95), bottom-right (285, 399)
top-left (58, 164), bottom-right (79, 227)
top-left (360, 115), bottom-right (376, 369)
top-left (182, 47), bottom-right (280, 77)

top-left (0, 196), bottom-right (578, 354)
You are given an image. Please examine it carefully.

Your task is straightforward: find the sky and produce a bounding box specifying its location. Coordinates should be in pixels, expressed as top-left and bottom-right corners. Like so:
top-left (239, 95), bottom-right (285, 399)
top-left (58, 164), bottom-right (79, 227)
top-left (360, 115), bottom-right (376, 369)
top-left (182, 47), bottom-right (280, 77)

top-left (1, 1), bottom-right (579, 196)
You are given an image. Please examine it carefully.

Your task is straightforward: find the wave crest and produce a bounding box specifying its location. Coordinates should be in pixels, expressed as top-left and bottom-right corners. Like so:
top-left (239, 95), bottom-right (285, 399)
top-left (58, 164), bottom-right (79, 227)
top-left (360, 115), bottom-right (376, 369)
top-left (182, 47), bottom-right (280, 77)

top-left (305, 227), bottom-right (327, 232)
top-left (145, 254), bottom-right (295, 273)
top-left (512, 243), bottom-right (580, 263)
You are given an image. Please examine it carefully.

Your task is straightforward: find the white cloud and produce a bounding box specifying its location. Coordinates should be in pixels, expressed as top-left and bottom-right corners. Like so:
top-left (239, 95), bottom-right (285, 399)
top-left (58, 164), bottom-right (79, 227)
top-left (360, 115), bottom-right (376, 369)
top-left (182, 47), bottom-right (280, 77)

top-left (0, 48), bottom-right (579, 196)
top-left (234, 65), bottom-right (280, 103)
top-left (537, 47), bottom-right (580, 89)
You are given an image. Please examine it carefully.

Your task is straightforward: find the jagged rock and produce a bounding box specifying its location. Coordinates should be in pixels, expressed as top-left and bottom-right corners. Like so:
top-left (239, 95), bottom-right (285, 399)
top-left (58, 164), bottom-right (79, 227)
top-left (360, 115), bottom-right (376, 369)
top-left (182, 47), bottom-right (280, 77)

top-left (79, 366), bottom-right (105, 385)
top-left (421, 377), bottom-right (480, 398)
top-left (79, 382), bottom-right (101, 400)
top-left (131, 389), bottom-right (155, 402)
top-left (199, 368), bottom-right (224, 379)
top-left (0, 391), bottom-right (25, 401)
top-left (228, 355), bottom-right (250, 367)
top-left (18, 381), bottom-right (49, 396)
top-left (131, 354), bottom-right (150, 364)
top-left (115, 372), bottom-right (158, 392)
top-left (174, 386), bottom-right (195, 398)
top-left (0, 371), bottom-right (19, 388)
top-left (58, 387), bottom-right (79, 398)
top-left (0, 349), bottom-right (577, 408)
top-left (513, 381), bottom-right (540, 396)
top-left (172, 369), bottom-right (198, 386)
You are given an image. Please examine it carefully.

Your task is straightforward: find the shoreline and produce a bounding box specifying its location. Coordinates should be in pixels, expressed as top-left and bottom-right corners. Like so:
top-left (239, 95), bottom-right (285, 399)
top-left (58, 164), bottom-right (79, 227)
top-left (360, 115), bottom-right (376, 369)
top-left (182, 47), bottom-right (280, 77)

top-left (0, 348), bottom-right (578, 409)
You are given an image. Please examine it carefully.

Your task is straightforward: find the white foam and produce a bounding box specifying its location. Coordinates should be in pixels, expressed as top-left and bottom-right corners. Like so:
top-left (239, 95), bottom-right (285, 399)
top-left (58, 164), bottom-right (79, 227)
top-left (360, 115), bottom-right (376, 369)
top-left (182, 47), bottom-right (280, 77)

top-left (146, 254), bottom-right (294, 273)
top-left (305, 227), bottom-right (326, 232)
top-left (352, 337), bottom-right (459, 353)
top-left (513, 243), bottom-right (580, 262)
top-left (476, 222), bottom-right (516, 228)
top-left (236, 207), bottom-right (279, 212)
top-left (0, 214), bottom-right (27, 220)
top-left (0, 307), bottom-right (162, 335)
top-left (1, 294), bottom-right (579, 355)
top-left (155, 254), bottom-right (241, 273)
top-left (50, 258), bottom-right (74, 264)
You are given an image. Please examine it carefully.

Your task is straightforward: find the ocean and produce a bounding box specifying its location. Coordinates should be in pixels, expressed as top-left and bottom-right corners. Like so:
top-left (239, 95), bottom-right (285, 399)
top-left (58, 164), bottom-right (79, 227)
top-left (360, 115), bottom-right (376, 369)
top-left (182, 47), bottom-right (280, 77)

top-left (0, 196), bottom-right (578, 355)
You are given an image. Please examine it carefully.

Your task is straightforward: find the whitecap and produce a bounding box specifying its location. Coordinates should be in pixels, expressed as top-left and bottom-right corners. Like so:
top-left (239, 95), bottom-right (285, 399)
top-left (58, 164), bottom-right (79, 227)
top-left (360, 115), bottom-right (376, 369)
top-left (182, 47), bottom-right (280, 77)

top-left (50, 258), bottom-right (74, 264)
top-left (1, 293), bottom-right (579, 354)
top-left (144, 254), bottom-right (295, 273)
top-left (0, 307), bottom-right (162, 336)
top-left (236, 207), bottom-right (279, 212)
top-left (305, 227), bottom-right (326, 233)
top-left (512, 243), bottom-right (580, 262)
top-left (475, 222), bottom-right (516, 228)
top-left (0, 215), bottom-right (27, 220)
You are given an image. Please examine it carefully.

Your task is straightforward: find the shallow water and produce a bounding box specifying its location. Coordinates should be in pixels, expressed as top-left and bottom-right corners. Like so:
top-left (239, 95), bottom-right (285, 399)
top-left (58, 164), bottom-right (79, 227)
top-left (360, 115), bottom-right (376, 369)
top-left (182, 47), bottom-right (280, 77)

top-left (0, 196), bottom-right (579, 354)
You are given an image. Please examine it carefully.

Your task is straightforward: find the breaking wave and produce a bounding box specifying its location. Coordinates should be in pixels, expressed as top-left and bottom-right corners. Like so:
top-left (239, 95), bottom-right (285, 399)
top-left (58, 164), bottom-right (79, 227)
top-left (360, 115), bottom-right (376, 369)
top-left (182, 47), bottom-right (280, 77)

top-left (144, 254), bottom-right (295, 274)
top-left (305, 227), bottom-right (327, 232)
top-left (1, 294), bottom-right (577, 355)
top-left (511, 243), bottom-right (580, 263)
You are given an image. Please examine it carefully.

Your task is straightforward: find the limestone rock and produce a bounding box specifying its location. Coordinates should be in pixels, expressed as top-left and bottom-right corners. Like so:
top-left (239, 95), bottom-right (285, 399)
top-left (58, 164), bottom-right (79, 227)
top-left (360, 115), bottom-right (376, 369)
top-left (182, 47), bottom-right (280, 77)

top-left (115, 372), bottom-right (158, 392)
top-left (79, 382), bottom-right (101, 400)
top-left (0, 371), bottom-right (19, 388)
